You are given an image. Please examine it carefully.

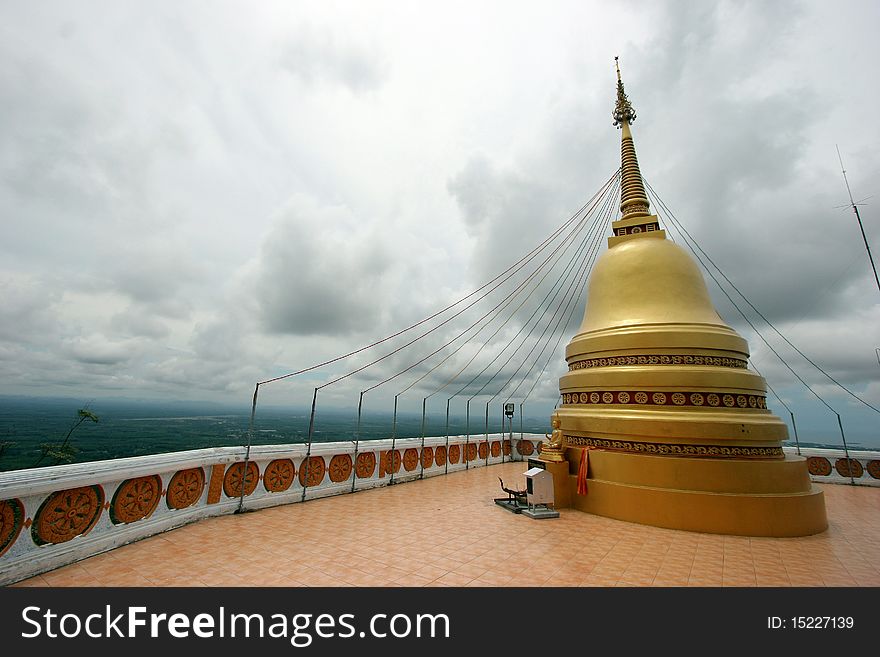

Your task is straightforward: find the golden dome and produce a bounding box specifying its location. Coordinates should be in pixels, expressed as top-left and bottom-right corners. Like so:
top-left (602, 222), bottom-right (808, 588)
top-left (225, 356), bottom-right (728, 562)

top-left (578, 237), bottom-right (725, 333)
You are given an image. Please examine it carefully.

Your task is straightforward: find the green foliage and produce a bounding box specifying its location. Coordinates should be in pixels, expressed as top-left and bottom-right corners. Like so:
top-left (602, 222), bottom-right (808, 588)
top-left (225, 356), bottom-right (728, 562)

top-left (31, 405), bottom-right (99, 468)
top-left (35, 442), bottom-right (80, 464)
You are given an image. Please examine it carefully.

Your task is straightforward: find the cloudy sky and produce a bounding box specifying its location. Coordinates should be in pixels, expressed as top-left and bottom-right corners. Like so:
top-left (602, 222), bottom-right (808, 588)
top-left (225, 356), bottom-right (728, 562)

top-left (1, 1), bottom-right (878, 442)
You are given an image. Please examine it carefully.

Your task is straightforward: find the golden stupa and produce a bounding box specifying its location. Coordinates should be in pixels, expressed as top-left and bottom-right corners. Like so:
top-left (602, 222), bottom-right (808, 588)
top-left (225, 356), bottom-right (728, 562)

top-left (543, 60), bottom-right (827, 537)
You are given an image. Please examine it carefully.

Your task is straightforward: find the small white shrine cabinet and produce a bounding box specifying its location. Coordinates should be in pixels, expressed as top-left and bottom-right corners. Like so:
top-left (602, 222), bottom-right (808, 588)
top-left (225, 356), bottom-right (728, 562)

top-left (524, 467), bottom-right (554, 506)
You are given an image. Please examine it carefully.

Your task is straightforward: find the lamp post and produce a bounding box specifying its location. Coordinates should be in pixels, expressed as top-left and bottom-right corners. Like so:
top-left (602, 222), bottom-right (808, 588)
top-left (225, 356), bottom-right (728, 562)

top-left (504, 403), bottom-right (515, 462)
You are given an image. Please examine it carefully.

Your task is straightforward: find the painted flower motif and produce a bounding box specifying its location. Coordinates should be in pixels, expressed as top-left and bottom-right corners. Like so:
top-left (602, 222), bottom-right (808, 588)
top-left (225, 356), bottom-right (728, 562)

top-left (690, 393), bottom-right (704, 406)
top-left (167, 469), bottom-right (205, 510)
top-left (618, 392), bottom-right (630, 404)
top-left (652, 392), bottom-right (667, 405)
top-left (264, 459), bottom-right (296, 492)
top-left (403, 449), bottom-right (420, 471)
top-left (635, 392), bottom-right (648, 404)
top-left (111, 476), bottom-right (161, 524)
top-left (329, 454), bottom-right (353, 482)
top-left (356, 452), bottom-right (377, 478)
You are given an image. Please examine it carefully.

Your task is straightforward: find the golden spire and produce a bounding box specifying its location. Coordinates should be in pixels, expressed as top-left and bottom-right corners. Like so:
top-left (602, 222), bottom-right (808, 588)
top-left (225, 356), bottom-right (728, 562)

top-left (613, 57), bottom-right (650, 219)
top-left (613, 56), bottom-right (636, 127)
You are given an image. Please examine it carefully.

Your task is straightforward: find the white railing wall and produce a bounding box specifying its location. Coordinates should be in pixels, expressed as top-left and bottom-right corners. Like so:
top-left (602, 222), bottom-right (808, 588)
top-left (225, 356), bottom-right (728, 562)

top-left (0, 433), bottom-right (545, 586)
top-left (2, 438), bottom-right (876, 586)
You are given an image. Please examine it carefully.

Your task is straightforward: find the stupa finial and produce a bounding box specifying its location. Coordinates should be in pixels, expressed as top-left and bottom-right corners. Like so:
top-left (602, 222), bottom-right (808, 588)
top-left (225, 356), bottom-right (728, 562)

top-left (613, 56), bottom-right (636, 128)
top-left (612, 57), bottom-right (650, 219)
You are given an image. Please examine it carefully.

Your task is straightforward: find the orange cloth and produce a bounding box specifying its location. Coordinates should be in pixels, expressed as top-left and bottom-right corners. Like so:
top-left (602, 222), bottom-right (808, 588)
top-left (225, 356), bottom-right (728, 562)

top-left (576, 447), bottom-right (590, 495)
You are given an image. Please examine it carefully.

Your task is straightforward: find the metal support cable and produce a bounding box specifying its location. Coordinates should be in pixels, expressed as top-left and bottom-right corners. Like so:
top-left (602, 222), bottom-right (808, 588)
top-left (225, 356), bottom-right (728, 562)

top-left (462, 207), bottom-right (606, 401)
top-left (646, 179), bottom-right (879, 415)
top-left (319, 175), bottom-right (620, 394)
top-left (750, 361), bottom-right (801, 454)
top-left (421, 178), bottom-right (619, 405)
top-left (646, 184), bottom-right (856, 481)
top-left (398, 199), bottom-right (596, 400)
top-left (454, 192), bottom-right (618, 446)
top-left (645, 185), bottom-right (840, 414)
top-left (235, 382), bottom-right (261, 514)
top-left (502, 228), bottom-right (598, 406)
top-left (518, 176), bottom-right (622, 404)
top-left (361, 176), bottom-right (608, 398)
top-left (497, 175), bottom-right (619, 405)
top-left (351, 178), bottom-right (618, 445)
top-left (484, 209), bottom-right (604, 406)
top-left (252, 170), bottom-right (618, 388)
top-left (452, 196), bottom-right (613, 403)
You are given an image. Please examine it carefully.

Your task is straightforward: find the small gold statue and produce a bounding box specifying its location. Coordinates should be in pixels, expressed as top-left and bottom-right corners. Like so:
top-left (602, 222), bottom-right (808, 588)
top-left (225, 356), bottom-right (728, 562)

top-left (541, 416), bottom-right (566, 462)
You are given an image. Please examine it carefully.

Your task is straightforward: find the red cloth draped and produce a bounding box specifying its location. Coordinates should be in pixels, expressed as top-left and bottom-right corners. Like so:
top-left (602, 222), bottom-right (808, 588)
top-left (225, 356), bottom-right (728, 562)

top-left (576, 447), bottom-right (590, 495)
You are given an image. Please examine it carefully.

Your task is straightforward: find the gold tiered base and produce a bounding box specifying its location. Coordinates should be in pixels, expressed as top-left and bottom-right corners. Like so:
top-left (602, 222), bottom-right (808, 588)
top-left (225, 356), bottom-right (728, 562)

top-left (560, 448), bottom-right (827, 537)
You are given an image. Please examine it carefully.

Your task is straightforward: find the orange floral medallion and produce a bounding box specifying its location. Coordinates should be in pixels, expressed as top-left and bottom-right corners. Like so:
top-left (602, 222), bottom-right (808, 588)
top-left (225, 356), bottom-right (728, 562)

top-left (32, 485), bottom-right (104, 546)
top-left (516, 440), bottom-right (534, 456)
top-left (420, 446), bottom-right (434, 469)
top-left (380, 450), bottom-right (401, 476)
top-left (223, 462), bottom-right (259, 498)
top-left (355, 452), bottom-right (376, 478)
top-left (835, 458), bottom-right (863, 478)
top-left (806, 456), bottom-right (832, 477)
top-left (403, 449), bottom-right (419, 472)
top-left (466, 443), bottom-right (477, 462)
top-left (264, 459), bottom-right (296, 493)
top-left (110, 476), bottom-right (161, 524)
top-left (448, 444), bottom-right (460, 464)
top-left (0, 498), bottom-right (24, 558)
top-left (478, 442), bottom-right (489, 459)
top-left (490, 441), bottom-right (501, 457)
top-left (166, 468), bottom-right (205, 510)
top-left (434, 445), bottom-right (447, 466)
top-left (299, 456), bottom-right (326, 487)
top-left (328, 454), bottom-right (353, 483)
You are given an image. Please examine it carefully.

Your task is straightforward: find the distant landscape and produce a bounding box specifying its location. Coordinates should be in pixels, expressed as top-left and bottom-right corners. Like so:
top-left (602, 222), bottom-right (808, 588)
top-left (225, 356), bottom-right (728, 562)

top-left (0, 395), bottom-right (549, 472)
top-left (0, 395), bottom-right (873, 473)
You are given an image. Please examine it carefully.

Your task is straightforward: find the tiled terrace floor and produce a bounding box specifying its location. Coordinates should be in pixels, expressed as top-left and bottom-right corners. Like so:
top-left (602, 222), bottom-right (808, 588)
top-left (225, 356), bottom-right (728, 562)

top-left (13, 462), bottom-right (880, 587)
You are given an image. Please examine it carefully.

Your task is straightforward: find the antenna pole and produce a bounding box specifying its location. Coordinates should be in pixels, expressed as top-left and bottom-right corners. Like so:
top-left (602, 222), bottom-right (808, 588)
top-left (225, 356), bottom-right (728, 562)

top-left (837, 146), bottom-right (880, 294)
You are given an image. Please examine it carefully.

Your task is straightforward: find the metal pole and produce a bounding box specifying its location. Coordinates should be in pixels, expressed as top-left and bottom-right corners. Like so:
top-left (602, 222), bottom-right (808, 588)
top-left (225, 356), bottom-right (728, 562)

top-left (789, 411), bottom-right (801, 456)
top-left (484, 401), bottom-right (490, 466)
top-left (465, 399), bottom-right (471, 470)
top-left (835, 413), bottom-right (855, 485)
top-left (419, 397), bottom-right (427, 480)
top-left (508, 412), bottom-right (513, 463)
top-left (445, 399), bottom-right (450, 475)
top-left (500, 405), bottom-right (506, 463)
top-left (236, 382), bottom-right (260, 514)
top-left (301, 388), bottom-right (318, 502)
top-left (390, 394), bottom-right (399, 485)
top-left (837, 146), bottom-right (880, 294)
top-left (518, 403), bottom-right (524, 460)
top-left (351, 392), bottom-right (364, 493)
